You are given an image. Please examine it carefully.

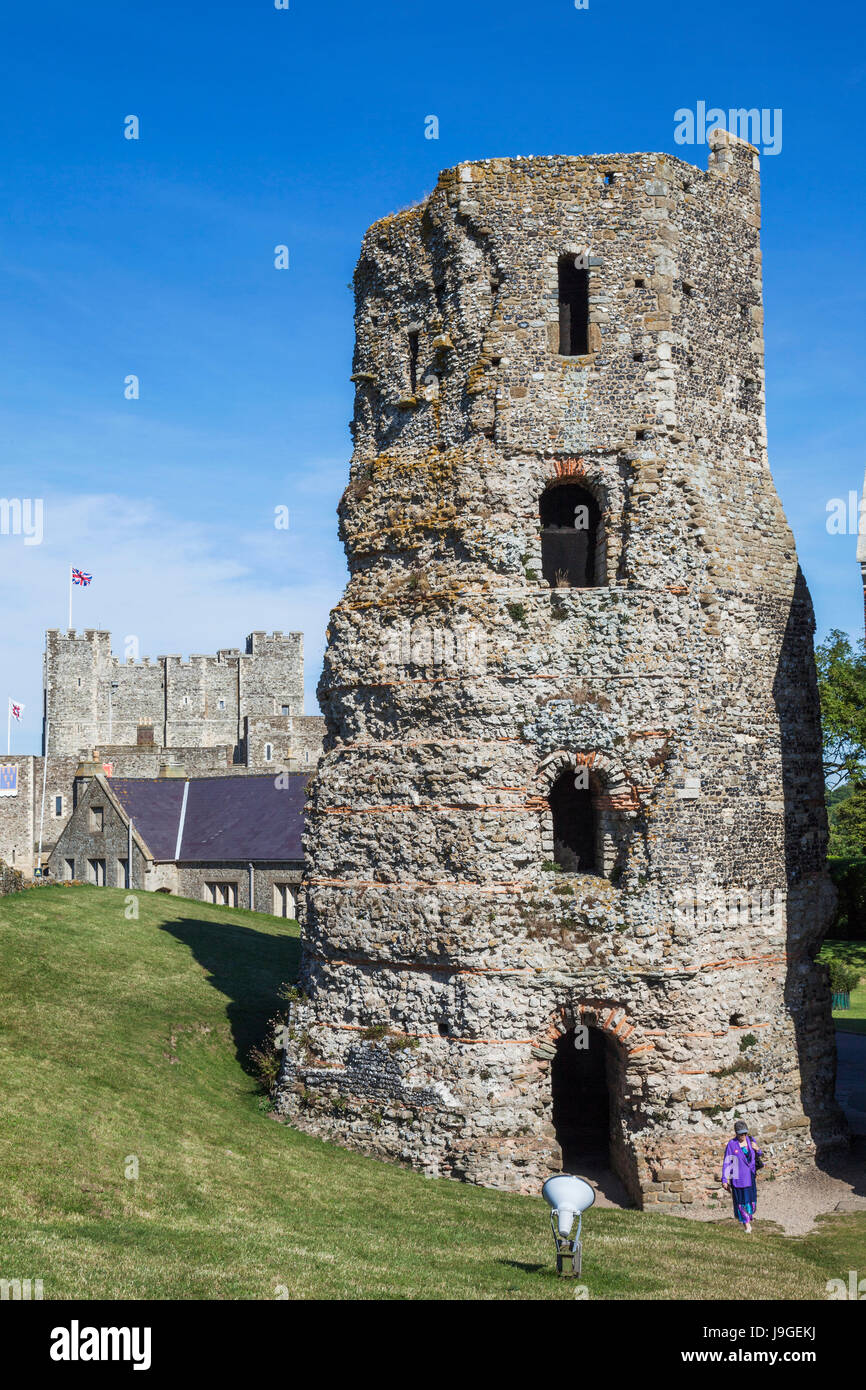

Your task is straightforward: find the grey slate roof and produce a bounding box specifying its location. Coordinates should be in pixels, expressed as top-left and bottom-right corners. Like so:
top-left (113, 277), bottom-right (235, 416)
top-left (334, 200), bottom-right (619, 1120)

top-left (109, 775), bottom-right (307, 862)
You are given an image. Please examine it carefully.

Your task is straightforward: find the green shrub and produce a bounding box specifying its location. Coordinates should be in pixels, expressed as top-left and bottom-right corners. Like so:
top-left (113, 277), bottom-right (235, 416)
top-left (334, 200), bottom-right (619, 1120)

top-left (248, 1045), bottom-right (280, 1088)
top-left (360, 1023), bottom-right (389, 1041)
top-left (828, 960), bottom-right (862, 994)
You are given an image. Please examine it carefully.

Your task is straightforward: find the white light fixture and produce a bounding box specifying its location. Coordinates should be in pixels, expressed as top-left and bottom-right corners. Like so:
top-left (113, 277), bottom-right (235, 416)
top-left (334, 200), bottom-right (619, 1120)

top-left (542, 1174), bottom-right (595, 1276)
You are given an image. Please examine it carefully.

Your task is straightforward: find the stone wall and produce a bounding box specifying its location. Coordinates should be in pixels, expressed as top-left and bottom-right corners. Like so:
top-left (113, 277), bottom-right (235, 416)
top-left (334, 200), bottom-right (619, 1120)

top-left (0, 753), bottom-right (82, 876)
top-left (276, 133), bottom-right (847, 1207)
top-left (175, 864), bottom-right (303, 915)
top-left (47, 775), bottom-right (150, 889)
top-left (245, 714), bottom-right (325, 772)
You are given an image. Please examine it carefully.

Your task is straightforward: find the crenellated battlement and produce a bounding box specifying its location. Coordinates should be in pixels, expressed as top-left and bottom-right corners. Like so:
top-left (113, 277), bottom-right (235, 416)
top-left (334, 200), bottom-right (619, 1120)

top-left (44, 628), bottom-right (306, 760)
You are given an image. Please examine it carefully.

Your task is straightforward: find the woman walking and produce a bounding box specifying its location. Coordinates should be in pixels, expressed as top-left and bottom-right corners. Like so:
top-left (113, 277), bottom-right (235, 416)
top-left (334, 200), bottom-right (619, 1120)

top-left (722, 1120), bottom-right (764, 1232)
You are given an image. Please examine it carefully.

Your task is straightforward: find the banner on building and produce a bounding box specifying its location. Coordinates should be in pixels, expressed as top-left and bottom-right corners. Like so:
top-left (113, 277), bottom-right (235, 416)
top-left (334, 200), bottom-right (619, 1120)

top-left (0, 764), bottom-right (19, 797)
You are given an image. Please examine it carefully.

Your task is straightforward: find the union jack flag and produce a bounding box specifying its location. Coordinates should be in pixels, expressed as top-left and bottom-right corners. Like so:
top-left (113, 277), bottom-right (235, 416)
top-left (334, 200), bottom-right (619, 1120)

top-left (71, 568), bottom-right (92, 586)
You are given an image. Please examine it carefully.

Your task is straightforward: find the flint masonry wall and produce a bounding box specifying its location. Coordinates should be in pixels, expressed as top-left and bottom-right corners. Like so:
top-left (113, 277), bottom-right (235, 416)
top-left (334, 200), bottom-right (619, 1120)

top-left (276, 132), bottom-right (847, 1207)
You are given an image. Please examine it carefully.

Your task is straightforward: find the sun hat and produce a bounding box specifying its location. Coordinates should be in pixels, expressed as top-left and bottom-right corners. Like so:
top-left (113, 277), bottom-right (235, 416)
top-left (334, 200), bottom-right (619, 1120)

top-left (734, 1120), bottom-right (749, 1135)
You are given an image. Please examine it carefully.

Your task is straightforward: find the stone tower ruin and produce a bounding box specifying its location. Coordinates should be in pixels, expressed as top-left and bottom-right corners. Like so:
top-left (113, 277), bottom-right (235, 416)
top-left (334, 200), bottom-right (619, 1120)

top-left (277, 131), bottom-right (847, 1207)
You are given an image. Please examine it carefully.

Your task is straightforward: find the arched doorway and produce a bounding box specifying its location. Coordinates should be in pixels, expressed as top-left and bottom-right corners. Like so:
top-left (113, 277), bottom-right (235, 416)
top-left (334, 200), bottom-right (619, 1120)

top-left (551, 1026), bottom-right (613, 1172)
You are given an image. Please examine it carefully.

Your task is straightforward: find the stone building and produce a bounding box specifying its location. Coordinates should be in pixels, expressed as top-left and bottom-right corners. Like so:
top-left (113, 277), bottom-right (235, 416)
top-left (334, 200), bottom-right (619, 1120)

top-left (47, 761), bottom-right (306, 915)
top-left (0, 629), bottom-right (324, 876)
top-left (43, 627), bottom-right (312, 762)
top-left (276, 132), bottom-right (848, 1208)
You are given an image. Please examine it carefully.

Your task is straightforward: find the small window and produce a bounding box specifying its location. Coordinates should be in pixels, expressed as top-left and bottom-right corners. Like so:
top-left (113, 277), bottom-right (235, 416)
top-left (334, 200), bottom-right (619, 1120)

top-left (182, 696), bottom-right (189, 707)
top-left (65, 858), bottom-right (75, 881)
top-left (54, 795), bottom-right (63, 817)
top-left (604, 171), bottom-right (615, 185)
top-left (558, 256), bottom-right (589, 356)
top-left (408, 330), bottom-right (420, 392)
top-left (550, 772), bottom-right (597, 874)
top-left (264, 743), bottom-right (273, 762)
top-left (540, 483), bottom-right (601, 589)
top-left (273, 883), bottom-right (295, 919)
top-left (218, 698), bottom-right (226, 710)
top-left (118, 858), bottom-right (128, 886)
top-left (88, 857), bottom-right (106, 886)
top-left (206, 881), bottom-right (238, 908)
top-left (90, 806), bottom-right (104, 832)
top-left (281, 705), bottom-right (290, 717)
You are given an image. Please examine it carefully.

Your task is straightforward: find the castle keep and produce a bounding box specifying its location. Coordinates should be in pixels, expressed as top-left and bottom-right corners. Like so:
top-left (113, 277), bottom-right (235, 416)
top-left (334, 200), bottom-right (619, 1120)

top-left (43, 627), bottom-right (306, 764)
top-left (0, 629), bottom-right (323, 876)
top-left (276, 131), bottom-right (847, 1207)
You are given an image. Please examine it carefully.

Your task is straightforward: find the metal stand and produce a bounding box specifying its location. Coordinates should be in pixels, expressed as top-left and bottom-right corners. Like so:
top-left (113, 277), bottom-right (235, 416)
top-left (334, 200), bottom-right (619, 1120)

top-left (550, 1209), bottom-right (583, 1276)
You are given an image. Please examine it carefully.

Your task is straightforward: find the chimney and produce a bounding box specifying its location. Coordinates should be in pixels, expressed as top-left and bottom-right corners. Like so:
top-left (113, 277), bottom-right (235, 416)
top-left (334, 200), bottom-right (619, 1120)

top-left (73, 751), bottom-right (104, 808)
top-left (158, 761), bottom-right (186, 779)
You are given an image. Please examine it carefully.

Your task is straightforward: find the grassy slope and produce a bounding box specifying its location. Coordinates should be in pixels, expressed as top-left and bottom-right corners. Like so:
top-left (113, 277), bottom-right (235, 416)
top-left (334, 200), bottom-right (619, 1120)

top-left (820, 940), bottom-right (866, 1035)
top-left (0, 886), bottom-right (862, 1301)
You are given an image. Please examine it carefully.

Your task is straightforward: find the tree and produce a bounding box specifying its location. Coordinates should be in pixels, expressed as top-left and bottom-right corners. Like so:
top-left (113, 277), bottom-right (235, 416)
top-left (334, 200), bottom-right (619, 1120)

top-left (816, 630), bottom-right (866, 855)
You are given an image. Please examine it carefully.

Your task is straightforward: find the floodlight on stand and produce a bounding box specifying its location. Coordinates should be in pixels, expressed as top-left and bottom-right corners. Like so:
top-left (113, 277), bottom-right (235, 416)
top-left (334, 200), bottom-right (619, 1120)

top-left (542, 1174), bottom-right (595, 1277)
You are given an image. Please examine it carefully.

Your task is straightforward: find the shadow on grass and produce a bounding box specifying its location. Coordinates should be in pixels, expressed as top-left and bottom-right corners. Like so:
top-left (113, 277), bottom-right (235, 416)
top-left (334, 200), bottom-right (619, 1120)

top-left (160, 916), bottom-right (300, 1070)
top-left (498, 1259), bottom-right (547, 1274)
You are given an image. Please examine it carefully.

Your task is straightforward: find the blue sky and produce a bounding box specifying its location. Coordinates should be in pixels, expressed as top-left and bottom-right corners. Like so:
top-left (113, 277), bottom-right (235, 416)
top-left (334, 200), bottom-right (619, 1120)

top-left (1, 0), bottom-right (863, 752)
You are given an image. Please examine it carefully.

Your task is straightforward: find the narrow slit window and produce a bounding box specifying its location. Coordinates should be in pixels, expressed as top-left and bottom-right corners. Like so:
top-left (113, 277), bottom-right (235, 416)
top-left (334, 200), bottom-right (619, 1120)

top-left (557, 256), bottom-right (589, 356)
top-left (408, 330), bottom-right (420, 392)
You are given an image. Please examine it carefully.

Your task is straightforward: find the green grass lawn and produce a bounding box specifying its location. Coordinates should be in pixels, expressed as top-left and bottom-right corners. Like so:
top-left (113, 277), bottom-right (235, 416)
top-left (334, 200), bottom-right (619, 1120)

top-left (0, 886), bottom-right (863, 1301)
top-left (819, 940), bottom-right (866, 1035)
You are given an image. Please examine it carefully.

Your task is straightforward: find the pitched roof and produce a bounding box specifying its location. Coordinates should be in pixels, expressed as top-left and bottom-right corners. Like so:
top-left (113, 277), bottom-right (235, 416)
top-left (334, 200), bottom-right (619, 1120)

top-left (109, 779), bottom-right (187, 860)
top-left (108, 774), bottom-right (307, 862)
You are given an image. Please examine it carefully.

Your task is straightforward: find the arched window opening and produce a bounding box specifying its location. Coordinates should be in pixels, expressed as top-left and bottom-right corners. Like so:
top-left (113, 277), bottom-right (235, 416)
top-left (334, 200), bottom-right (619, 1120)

top-left (540, 483), bottom-right (600, 589)
top-left (558, 255), bottom-right (589, 356)
top-left (552, 1027), bottom-right (611, 1172)
top-left (550, 770), bottom-right (597, 873)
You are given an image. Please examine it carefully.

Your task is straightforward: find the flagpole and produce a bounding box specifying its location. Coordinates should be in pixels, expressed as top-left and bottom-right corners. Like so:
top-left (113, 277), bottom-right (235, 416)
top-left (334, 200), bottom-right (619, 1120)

top-left (6, 699), bottom-right (10, 756)
top-left (38, 718), bottom-right (50, 879)
top-left (68, 565), bottom-right (72, 630)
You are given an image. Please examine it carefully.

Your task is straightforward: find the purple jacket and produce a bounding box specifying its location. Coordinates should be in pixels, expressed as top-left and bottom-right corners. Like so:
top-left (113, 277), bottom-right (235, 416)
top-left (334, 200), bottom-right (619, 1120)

top-left (722, 1137), bottom-right (762, 1187)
